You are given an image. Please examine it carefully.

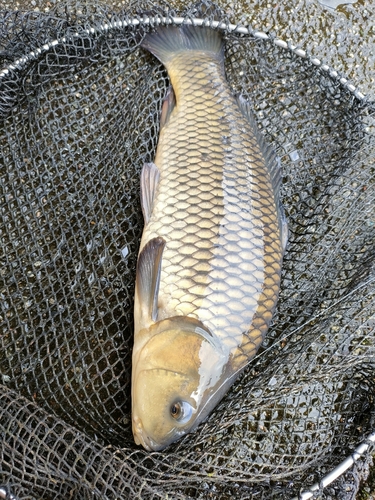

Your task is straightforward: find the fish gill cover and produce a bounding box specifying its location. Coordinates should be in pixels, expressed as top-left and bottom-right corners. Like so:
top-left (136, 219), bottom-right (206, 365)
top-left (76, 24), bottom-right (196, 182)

top-left (0, 0), bottom-right (374, 498)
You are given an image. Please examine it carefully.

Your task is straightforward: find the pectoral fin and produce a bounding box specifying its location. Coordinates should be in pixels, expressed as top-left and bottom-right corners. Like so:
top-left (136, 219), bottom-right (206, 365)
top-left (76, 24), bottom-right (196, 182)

top-left (136, 237), bottom-right (165, 323)
top-left (141, 162), bottom-right (160, 224)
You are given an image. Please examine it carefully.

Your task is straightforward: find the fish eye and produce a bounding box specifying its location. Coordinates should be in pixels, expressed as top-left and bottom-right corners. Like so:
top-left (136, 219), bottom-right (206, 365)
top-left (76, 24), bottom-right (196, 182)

top-left (170, 401), bottom-right (193, 423)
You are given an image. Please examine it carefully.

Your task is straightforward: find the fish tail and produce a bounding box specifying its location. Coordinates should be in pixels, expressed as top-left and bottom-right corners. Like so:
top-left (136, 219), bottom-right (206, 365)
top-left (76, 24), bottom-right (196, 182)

top-left (141, 25), bottom-right (224, 66)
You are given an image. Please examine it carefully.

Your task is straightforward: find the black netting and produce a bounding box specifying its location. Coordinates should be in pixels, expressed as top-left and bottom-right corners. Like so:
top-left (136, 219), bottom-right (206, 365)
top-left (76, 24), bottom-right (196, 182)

top-left (0, 1), bottom-right (375, 499)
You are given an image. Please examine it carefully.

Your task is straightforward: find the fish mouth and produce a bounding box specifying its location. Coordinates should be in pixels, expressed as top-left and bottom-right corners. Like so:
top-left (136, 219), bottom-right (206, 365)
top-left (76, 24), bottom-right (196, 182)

top-left (134, 430), bottom-right (153, 451)
top-left (132, 416), bottom-right (163, 452)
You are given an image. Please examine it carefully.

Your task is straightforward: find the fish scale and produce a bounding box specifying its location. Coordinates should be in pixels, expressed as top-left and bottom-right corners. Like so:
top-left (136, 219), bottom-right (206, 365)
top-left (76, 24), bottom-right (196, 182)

top-left (132, 25), bottom-right (286, 451)
top-left (140, 52), bottom-right (282, 369)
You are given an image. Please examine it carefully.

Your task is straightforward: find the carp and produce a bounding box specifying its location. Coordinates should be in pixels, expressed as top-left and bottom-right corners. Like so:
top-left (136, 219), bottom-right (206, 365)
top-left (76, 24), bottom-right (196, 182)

top-left (131, 24), bottom-right (287, 451)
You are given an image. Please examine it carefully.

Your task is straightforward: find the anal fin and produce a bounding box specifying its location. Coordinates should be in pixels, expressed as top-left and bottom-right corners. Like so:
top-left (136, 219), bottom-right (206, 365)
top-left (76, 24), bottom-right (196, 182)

top-left (136, 237), bottom-right (165, 324)
top-left (141, 162), bottom-right (160, 224)
top-left (160, 86), bottom-right (176, 129)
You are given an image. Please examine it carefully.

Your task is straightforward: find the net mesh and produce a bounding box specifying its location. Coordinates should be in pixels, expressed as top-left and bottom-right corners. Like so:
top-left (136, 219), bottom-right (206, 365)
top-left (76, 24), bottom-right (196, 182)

top-left (0, 1), bottom-right (375, 498)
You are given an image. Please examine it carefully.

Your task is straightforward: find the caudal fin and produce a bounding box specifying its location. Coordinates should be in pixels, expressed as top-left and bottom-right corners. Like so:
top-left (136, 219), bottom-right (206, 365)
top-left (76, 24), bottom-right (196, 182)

top-left (141, 25), bottom-right (224, 66)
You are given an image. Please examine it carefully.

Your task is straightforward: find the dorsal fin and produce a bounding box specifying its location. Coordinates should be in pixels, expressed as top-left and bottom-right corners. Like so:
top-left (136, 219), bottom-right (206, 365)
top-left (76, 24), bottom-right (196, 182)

top-left (236, 95), bottom-right (282, 196)
top-left (136, 237), bottom-right (165, 323)
top-left (236, 95), bottom-right (288, 253)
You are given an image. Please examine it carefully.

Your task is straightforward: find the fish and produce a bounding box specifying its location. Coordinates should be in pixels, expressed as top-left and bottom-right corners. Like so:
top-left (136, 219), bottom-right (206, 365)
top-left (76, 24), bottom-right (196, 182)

top-left (131, 24), bottom-right (287, 451)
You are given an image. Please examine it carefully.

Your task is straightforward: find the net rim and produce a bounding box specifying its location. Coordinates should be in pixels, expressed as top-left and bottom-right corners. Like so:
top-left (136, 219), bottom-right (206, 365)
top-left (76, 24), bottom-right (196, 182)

top-left (0, 14), bottom-right (366, 101)
top-left (0, 486), bottom-right (18, 500)
top-left (293, 430), bottom-right (375, 500)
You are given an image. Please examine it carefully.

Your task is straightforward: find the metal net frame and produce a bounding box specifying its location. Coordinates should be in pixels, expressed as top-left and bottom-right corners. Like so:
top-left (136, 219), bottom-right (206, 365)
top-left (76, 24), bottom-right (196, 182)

top-left (0, 1), bottom-right (374, 498)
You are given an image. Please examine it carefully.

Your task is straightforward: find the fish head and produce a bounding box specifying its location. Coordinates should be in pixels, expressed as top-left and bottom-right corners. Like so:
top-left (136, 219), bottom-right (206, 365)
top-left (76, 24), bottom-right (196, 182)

top-left (131, 316), bottom-right (227, 451)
